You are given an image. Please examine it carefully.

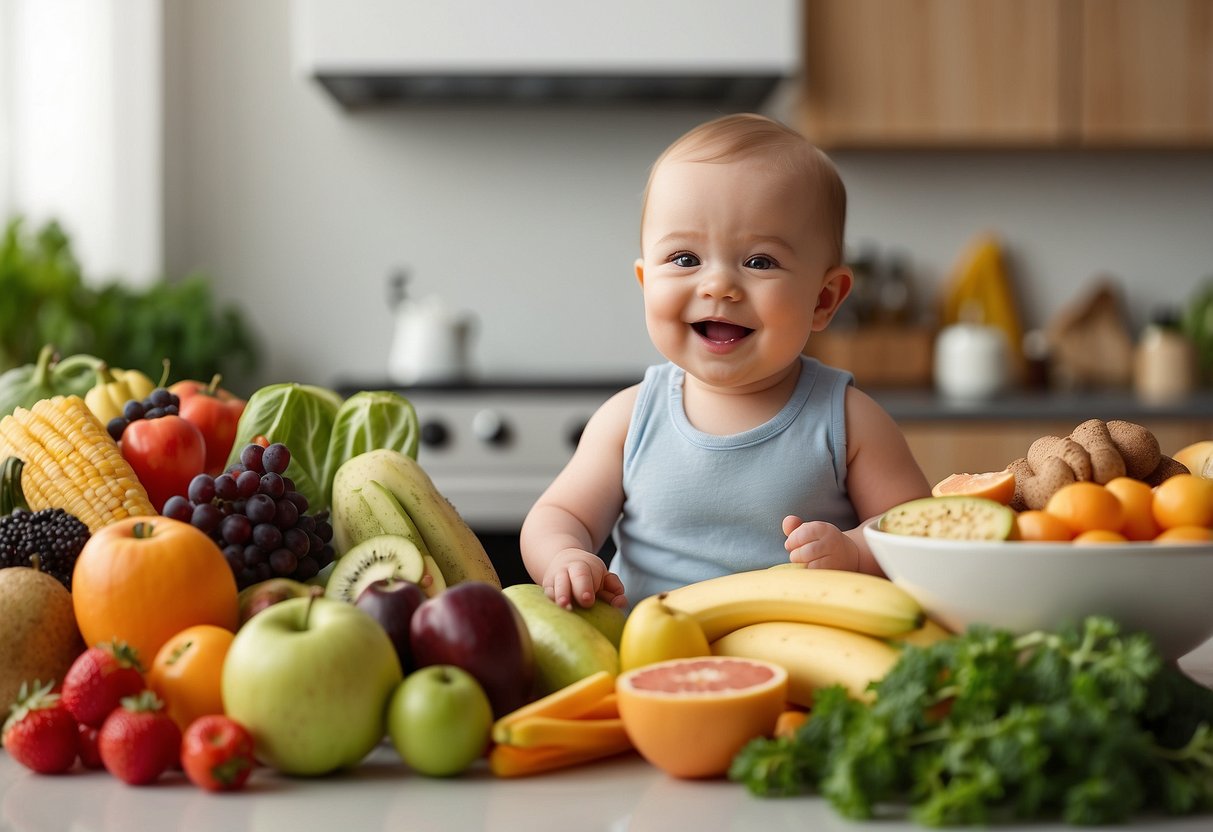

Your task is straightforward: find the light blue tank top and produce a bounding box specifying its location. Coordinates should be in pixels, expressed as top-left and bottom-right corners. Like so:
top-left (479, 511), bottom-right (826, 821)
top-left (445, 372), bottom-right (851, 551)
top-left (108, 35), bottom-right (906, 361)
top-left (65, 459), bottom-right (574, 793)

top-left (609, 356), bottom-right (858, 606)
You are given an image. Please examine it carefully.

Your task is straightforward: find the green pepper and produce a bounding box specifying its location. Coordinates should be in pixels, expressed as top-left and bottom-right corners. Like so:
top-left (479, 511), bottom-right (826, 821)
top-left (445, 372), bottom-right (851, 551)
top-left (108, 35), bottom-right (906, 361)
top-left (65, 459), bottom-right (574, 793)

top-left (0, 344), bottom-right (103, 418)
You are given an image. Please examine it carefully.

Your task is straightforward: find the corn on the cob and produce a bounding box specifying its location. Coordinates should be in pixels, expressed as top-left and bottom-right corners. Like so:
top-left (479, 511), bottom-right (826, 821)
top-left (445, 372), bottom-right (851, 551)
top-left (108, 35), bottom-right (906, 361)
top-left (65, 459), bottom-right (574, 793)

top-left (0, 395), bottom-right (154, 531)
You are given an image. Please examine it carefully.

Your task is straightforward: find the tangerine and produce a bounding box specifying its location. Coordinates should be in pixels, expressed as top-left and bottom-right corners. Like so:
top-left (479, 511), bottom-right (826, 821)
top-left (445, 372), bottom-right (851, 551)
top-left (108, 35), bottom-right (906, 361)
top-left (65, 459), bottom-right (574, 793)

top-left (147, 624), bottom-right (235, 731)
top-left (1154, 525), bottom-right (1213, 544)
top-left (1014, 510), bottom-right (1075, 542)
top-left (931, 470), bottom-right (1016, 505)
top-left (1073, 529), bottom-right (1129, 544)
top-left (1104, 477), bottom-right (1161, 541)
top-left (1152, 474), bottom-right (1213, 530)
top-left (616, 656), bottom-right (787, 779)
top-left (1044, 482), bottom-right (1125, 534)
top-left (72, 517), bottom-right (239, 663)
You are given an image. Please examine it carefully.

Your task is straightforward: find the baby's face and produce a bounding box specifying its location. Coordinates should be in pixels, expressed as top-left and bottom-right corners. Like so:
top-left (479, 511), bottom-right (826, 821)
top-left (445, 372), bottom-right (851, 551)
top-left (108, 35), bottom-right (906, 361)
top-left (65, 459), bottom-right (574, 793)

top-left (637, 155), bottom-right (837, 392)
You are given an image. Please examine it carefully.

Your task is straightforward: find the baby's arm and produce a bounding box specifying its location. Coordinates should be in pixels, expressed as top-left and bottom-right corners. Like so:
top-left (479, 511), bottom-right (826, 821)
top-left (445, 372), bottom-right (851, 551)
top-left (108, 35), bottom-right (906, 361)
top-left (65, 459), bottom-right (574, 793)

top-left (785, 386), bottom-right (930, 575)
top-left (520, 387), bottom-right (636, 609)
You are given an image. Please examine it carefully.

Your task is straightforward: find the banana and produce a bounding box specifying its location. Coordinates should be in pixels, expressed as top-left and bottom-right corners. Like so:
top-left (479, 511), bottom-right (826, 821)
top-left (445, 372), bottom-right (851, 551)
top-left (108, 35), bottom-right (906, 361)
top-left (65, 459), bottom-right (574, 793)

top-left (711, 621), bottom-right (900, 705)
top-left (504, 584), bottom-right (620, 696)
top-left (332, 449), bottom-right (500, 588)
top-left (889, 616), bottom-right (955, 648)
top-left (661, 566), bottom-right (923, 643)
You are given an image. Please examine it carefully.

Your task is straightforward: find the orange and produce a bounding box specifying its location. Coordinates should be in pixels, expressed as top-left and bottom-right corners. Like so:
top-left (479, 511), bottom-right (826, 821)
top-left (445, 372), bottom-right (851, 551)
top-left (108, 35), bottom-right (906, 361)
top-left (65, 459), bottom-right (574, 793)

top-left (1152, 474), bottom-right (1213, 530)
top-left (1014, 510), bottom-right (1075, 542)
top-left (1154, 525), bottom-right (1213, 544)
top-left (1104, 477), bottom-right (1161, 541)
top-left (773, 708), bottom-right (808, 740)
top-left (616, 656), bottom-right (787, 779)
top-left (931, 470), bottom-right (1016, 505)
top-left (1073, 529), bottom-right (1128, 544)
top-left (147, 624), bottom-right (234, 731)
top-left (1044, 482), bottom-right (1125, 534)
top-left (72, 517), bottom-right (239, 664)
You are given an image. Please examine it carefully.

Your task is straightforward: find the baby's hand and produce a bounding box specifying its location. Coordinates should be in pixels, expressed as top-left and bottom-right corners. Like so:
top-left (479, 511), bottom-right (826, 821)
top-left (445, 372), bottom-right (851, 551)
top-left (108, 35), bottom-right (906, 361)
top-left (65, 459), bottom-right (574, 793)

top-left (782, 515), bottom-right (859, 571)
top-left (542, 549), bottom-right (627, 610)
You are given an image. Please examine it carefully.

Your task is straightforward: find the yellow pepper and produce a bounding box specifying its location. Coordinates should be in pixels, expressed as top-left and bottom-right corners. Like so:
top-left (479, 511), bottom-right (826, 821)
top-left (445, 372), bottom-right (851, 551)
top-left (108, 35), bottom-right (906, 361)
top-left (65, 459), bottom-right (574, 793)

top-left (85, 364), bottom-right (158, 424)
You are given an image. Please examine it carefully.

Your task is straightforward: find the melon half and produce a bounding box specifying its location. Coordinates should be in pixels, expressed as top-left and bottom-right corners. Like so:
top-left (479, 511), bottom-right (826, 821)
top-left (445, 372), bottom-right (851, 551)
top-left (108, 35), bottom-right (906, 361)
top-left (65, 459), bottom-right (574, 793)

top-left (616, 656), bottom-right (788, 779)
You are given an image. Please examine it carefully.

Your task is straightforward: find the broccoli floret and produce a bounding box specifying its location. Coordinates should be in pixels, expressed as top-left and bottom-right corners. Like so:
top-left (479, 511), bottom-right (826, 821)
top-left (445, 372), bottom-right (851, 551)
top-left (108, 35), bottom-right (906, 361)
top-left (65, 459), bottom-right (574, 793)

top-left (0, 507), bottom-right (90, 590)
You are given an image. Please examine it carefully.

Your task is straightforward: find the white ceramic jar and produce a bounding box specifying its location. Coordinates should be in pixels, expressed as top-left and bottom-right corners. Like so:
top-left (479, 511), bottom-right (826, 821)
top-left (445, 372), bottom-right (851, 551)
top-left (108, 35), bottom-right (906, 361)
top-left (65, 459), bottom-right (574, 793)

top-left (933, 323), bottom-right (1010, 400)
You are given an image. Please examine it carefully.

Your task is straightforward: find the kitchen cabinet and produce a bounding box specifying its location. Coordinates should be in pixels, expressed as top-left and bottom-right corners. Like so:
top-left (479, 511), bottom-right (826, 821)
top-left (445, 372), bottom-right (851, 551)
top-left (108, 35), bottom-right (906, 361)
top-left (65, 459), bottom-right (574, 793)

top-left (800, 0), bottom-right (1213, 148)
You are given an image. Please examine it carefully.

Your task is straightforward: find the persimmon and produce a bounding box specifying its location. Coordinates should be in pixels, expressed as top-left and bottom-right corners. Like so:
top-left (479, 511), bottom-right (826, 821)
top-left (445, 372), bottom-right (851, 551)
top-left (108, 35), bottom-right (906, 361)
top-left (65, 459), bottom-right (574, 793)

top-left (1152, 474), bottom-right (1213, 531)
top-left (1154, 525), bottom-right (1213, 544)
top-left (1014, 510), bottom-right (1074, 542)
top-left (1044, 482), bottom-right (1124, 535)
top-left (1104, 477), bottom-right (1160, 541)
top-left (72, 517), bottom-right (239, 664)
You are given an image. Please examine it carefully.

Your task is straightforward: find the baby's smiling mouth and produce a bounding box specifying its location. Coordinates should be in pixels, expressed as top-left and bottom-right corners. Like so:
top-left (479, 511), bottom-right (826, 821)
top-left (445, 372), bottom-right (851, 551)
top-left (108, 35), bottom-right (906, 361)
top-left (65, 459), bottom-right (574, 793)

top-left (692, 320), bottom-right (754, 343)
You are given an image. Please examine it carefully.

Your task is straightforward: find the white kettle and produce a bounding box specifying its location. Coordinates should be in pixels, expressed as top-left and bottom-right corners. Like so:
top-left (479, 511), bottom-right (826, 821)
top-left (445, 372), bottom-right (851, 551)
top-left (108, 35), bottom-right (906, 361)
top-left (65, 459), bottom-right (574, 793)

top-left (387, 274), bottom-right (477, 385)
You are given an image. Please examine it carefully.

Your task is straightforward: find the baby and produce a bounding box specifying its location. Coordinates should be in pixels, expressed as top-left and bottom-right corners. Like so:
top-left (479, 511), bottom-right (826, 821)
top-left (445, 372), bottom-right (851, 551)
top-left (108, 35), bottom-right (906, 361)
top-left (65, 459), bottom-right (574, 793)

top-left (521, 113), bottom-right (929, 610)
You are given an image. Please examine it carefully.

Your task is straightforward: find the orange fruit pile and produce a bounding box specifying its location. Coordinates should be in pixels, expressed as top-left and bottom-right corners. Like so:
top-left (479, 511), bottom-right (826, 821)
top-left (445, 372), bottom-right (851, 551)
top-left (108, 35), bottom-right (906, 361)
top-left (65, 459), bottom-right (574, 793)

top-left (1014, 474), bottom-right (1213, 544)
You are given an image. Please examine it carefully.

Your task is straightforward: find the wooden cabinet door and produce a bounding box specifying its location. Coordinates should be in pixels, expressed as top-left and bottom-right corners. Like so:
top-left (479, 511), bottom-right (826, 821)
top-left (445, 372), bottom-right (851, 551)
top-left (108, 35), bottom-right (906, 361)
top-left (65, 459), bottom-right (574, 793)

top-left (1080, 0), bottom-right (1213, 145)
top-left (801, 0), bottom-right (1077, 147)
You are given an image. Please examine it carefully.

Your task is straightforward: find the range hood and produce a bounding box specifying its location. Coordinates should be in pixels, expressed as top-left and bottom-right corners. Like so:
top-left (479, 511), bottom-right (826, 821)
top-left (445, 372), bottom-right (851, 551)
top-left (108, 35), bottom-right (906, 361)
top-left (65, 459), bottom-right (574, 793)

top-left (291, 0), bottom-right (800, 109)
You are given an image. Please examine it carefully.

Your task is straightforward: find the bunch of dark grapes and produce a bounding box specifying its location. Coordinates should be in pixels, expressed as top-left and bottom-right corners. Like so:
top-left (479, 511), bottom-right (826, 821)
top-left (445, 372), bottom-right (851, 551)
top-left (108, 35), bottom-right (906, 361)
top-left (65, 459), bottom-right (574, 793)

top-left (162, 441), bottom-right (335, 589)
top-left (106, 387), bottom-right (181, 441)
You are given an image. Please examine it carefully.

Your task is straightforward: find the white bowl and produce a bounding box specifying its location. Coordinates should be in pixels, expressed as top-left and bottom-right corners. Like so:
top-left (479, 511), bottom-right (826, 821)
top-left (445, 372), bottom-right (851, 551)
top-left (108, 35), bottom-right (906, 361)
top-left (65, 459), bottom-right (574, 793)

top-left (864, 524), bottom-right (1213, 660)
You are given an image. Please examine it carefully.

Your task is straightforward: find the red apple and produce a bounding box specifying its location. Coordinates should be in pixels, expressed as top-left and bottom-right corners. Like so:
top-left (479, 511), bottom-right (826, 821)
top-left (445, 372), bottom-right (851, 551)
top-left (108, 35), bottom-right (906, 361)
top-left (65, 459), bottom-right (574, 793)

top-left (409, 581), bottom-right (535, 718)
top-left (355, 578), bottom-right (427, 673)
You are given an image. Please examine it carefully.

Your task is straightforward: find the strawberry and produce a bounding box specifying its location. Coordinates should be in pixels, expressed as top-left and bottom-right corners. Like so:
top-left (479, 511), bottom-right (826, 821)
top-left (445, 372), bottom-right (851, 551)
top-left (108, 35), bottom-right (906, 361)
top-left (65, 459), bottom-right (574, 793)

top-left (98, 691), bottom-right (182, 785)
top-left (2, 680), bottom-right (80, 774)
top-left (61, 641), bottom-right (146, 728)
top-left (180, 715), bottom-right (256, 792)
top-left (77, 722), bottom-right (104, 770)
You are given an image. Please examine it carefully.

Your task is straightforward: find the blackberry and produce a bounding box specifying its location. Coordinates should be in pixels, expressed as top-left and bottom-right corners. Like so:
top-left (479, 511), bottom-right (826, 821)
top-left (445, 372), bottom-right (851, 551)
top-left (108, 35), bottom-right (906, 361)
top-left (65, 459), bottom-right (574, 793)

top-left (0, 508), bottom-right (91, 591)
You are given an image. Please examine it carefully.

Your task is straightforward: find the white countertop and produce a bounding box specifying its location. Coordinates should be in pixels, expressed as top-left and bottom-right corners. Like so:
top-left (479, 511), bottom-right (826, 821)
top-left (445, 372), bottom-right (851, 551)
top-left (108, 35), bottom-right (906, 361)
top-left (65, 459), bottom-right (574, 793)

top-left (3, 639), bottom-right (1213, 832)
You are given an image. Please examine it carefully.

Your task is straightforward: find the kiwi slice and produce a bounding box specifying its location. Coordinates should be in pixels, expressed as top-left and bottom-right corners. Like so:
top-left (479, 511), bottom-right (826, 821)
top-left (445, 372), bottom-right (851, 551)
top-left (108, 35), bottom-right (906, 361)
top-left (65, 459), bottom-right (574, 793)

top-left (324, 534), bottom-right (426, 603)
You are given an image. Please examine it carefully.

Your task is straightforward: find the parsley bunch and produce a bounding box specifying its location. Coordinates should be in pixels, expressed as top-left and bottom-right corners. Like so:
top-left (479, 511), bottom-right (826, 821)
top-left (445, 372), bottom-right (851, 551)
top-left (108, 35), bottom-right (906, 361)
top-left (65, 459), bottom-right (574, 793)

top-left (729, 616), bottom-right (1213, 826)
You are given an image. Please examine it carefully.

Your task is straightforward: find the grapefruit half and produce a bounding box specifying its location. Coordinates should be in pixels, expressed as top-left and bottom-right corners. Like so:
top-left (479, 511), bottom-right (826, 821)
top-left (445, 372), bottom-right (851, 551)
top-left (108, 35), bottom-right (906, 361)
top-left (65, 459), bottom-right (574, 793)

top-left (616, 656), bottom-right (787, 779)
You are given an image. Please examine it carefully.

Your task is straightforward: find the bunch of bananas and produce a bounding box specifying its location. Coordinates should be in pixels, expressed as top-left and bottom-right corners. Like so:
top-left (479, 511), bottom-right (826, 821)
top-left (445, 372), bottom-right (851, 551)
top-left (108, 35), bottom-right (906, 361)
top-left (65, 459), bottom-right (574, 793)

top-left (621, 566), bottom-right (951, 707)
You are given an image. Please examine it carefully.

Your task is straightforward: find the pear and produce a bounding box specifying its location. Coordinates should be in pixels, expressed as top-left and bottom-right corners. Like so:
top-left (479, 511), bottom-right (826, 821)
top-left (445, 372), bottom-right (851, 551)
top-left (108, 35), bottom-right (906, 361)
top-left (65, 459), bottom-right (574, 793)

top-left (0, 567), bottom-right (85, 712)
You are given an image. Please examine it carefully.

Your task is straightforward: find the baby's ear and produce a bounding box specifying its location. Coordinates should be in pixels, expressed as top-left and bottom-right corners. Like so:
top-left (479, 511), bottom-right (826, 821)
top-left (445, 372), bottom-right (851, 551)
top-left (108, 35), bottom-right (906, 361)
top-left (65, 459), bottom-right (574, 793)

top-left (812, 266), bottom-right (853, 330)
top-left (634, 259), bottom-right (645, 286)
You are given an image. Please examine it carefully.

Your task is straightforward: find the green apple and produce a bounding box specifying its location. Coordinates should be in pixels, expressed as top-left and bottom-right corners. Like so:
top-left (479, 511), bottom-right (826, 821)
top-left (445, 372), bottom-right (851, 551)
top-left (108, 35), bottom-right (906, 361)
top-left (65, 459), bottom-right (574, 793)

top-left (221, 595), bottom-right (403, 776)
top-left (387, 665), bottom-right (493, 777)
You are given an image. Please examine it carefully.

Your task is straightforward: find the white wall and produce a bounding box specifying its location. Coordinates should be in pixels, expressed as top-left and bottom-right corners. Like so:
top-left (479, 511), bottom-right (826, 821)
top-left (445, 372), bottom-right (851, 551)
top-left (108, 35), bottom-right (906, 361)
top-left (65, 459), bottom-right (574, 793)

top-left (164, 0), bottom-right (1213, 390)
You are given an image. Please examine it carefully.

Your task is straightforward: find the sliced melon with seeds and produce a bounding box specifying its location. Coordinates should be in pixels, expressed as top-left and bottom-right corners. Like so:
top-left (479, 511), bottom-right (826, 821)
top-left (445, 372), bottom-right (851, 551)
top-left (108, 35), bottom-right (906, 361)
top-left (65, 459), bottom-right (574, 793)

top-left (324, 534), bottom-right (425, 603)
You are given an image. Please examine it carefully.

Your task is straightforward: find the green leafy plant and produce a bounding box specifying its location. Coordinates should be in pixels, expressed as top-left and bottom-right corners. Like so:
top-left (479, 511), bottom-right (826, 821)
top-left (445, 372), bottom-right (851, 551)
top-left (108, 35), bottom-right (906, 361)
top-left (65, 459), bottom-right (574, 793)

top-left (730, 616), bottom-right (1213, 826)
top-left (0, 217), bottom-right (260, 391)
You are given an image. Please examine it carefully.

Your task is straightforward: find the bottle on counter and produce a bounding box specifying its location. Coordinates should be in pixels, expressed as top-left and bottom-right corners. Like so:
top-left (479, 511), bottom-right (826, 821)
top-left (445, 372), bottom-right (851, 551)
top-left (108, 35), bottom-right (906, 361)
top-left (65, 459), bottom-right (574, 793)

top-left (1133, 307), bottom-right (1197, 402)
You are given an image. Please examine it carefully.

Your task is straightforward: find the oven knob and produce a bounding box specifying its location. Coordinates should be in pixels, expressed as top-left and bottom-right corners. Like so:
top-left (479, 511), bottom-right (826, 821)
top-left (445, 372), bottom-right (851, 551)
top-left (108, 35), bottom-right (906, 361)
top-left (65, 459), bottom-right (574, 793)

top-left (472, 409), bottom-right (511, 447)
top-left (420, 420), bottom-right (450, 449)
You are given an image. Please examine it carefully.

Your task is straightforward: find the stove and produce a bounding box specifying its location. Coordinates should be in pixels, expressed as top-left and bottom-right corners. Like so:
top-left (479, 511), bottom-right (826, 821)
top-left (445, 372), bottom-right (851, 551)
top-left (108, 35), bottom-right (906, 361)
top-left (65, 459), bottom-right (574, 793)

top-left (336, 378), bottom-right (637, 586)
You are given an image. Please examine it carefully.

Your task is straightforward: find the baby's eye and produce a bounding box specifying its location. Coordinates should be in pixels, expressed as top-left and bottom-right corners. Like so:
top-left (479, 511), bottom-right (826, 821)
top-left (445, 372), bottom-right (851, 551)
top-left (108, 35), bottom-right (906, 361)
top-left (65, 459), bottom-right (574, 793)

top-left (745, 255), bottom-right (776, 270)
top-left (671, 253), bottom-right (700, 268)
